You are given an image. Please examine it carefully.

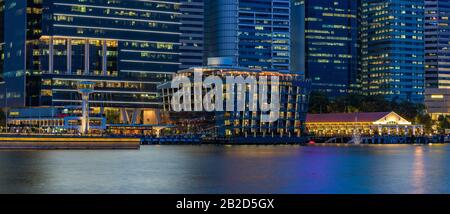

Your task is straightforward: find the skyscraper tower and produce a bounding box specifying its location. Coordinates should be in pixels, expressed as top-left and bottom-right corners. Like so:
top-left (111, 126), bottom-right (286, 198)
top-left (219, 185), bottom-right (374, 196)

top-left (424, 0), bottom-right (450, 118)
top-left (291, 0), bottom-right (306, 77)
top-left (0, 0), bottom-right (4, 85)
top-left (294, 0), bottom-right (359, 97)
top-left (360, 0), bottom-right (425, 103)
top-left (179, 0), bottom-right (205, 69)
top-left (0, 0), bottom-right (182, 124)
top-left (204, 0), bottom-right (291, 72)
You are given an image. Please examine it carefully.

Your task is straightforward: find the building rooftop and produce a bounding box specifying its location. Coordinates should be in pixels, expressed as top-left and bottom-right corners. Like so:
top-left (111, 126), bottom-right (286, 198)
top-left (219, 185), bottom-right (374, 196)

top-left (306, 112), bottom-right (399, 123)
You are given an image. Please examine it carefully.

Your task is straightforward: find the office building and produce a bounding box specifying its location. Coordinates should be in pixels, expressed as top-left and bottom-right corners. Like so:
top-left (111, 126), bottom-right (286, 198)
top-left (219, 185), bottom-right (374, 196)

top-left (204, 0), bottom-right (291, 72)
top-left (0, 0), bottom-right (182, 124)
top-left (0, 0), bottom-right (3, 84)
top-left (294, 0), bottom-right (359, 97)
top-left (291, 0), bottom-right (305, 77)
top-left (424, 0), bottom-right (450, 118)
top-left (179, 0), bottom-right (204, 69)
top-left (360, 0), bottom-right (425, 103)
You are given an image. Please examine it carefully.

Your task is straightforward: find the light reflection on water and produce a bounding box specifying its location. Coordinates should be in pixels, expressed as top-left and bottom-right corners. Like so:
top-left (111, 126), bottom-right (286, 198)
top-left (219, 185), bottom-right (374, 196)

top-left (0, 144), bottom-right (449, 194)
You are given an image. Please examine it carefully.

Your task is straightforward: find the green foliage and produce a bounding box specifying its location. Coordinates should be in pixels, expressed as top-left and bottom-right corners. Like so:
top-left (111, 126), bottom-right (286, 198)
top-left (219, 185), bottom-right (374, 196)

top-left (308, 92), bottom-right (331, 114)
top-left (437, 116), bottom-right (450, 131)
top-left (417, 114), bottom-right (433, 133)
top-left (0, 108), bottom-right (5, 125)
top-left (309, 92), bottom-right (401, 114)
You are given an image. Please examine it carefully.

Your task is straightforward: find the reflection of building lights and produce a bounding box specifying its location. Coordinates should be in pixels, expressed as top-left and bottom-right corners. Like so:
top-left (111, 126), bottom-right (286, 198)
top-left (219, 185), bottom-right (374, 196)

top-left (412, 146), bottom-right (425, 194)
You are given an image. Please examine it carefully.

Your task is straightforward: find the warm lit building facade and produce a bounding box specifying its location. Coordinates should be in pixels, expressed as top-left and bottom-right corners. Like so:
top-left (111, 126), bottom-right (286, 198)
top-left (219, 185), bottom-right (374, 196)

top-left (360, 0), bottom-right (425, 103)
top-left (306, 112), bottom-right (423, 136)
top-left (299, 0), bottom-right (359, 97)
top-left (5, 107), bottom-right (107, 133)
top-left (424, 0), bottom-right (450, 118)
top-left (158, 60), bottom-right (311, 141)
top-left (204, 0), bottom-right (291, 72)
top-left (424, 88), bottom-right (450, 120)
top-left (0, 0), bottom-right (183, 124)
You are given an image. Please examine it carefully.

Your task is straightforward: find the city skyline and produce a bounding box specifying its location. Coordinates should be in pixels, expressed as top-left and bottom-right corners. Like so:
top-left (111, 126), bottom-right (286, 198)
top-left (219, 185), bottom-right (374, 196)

top-left (0, 0), bottom-right (448, 117)
top-left (0, 0), bottom-right (449, 199)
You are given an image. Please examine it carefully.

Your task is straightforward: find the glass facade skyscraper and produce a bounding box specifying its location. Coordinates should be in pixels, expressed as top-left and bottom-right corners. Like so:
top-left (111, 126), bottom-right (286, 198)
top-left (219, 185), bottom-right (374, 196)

top-left (179, 0), bottom-right (204, 69)
top-left (424, 0), bottom-right (450, 118)
top-left (425, 0), bottom-right (450, 89)
top-left (0, 0), bottom-right (4, 84)
top-left (361, 0), bottom-right (425, 103)
top-left (291, 0), bottom-right (305, 77)
top-left (297, 0), bottom-right (359, 97)
top-left (0, 0), bottom-right (182, 124)
top-left (205, 0), bottom-right (291, 72)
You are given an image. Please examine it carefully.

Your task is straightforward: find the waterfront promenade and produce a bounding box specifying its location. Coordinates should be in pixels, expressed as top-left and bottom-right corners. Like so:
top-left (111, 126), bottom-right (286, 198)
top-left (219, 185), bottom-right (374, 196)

top-left (0, 135), bottom-right (141, 150)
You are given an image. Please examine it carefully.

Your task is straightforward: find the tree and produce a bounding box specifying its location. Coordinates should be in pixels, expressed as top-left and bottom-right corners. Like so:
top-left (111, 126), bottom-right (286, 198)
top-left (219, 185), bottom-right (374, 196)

top-left (437, 116), bottom-right (450, 133)
top-left (308, 92), bottom-right (426, 122)
top-left (417, 114), bottom-right (433, 134)
top-left (0, 108), bottom-right (5, 125)
top-left (308, 92), bottom-right (331, 114)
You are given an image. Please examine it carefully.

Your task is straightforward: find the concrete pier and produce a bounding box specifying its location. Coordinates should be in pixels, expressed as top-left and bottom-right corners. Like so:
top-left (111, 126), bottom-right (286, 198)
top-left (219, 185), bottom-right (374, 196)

top-left (0, 136), bottom-right (141, 150)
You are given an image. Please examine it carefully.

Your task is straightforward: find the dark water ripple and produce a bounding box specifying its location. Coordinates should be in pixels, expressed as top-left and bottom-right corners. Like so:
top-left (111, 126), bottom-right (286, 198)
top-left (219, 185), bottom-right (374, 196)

top-left (0, 144), bottom-right (449, 194)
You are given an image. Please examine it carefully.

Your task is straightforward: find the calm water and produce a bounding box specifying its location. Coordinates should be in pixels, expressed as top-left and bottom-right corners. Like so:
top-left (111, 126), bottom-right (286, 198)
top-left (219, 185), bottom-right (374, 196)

top-left (1, 144), bottom-right (450, 194)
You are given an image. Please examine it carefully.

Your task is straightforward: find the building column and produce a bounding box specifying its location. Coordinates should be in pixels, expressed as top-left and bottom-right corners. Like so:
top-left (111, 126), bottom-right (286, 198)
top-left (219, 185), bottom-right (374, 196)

top-left (49, 36), bottom-right (54, 74)
top-left (84, 39), bottom-right (90, 75)
top-left (102, 40), bottom-right (107, 76)
top-left (67, 38), bottom-right (72, 74)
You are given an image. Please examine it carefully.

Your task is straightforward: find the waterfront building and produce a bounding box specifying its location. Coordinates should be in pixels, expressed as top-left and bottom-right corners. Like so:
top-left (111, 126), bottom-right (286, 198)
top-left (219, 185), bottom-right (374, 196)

top-left (360, 0), bottom-right (425, 103)
top-left (4, 106), bottom-right (170, 135)
top-left (158, 58), bottom-right (311, 142)
top-left (204, 0), bottom-right (291, 72)
top-left (0, 0), bottom-right (182, 124)
top-left (424, 0), bottom-right (450, 118)
top-left (292, 0), bottom-right (359, 97)
top-left (306, 112), bottom-right (423, 137)
top-left (5, 107), bottom-right (106, 134)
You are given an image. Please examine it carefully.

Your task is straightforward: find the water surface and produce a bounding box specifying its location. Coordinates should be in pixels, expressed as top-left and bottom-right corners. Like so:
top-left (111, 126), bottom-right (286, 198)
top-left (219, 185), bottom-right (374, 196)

top-left (1, 144), bottom-right (449, 194)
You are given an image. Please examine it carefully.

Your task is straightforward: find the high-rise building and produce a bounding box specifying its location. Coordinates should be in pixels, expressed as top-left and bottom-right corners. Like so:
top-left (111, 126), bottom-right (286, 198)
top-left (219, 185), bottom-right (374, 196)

top-left (424, 0), bottom-right (450, 118)
top-left (294, 0), bottom-right (359, 97)
top-left (0, 0), bottom-right (4, 84)
top-left (204, 0), bottom-right (291, 72)
top-left (425, 0), bottom-right (450, 89)
top-left (179, 0), bottom-right (204, 69)
top-left (360, 0), bottom-right (425, 103)
top-left (291, 0), bottom-right (305, 77)
top-left (0, 0), bottom-right (182, 124)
